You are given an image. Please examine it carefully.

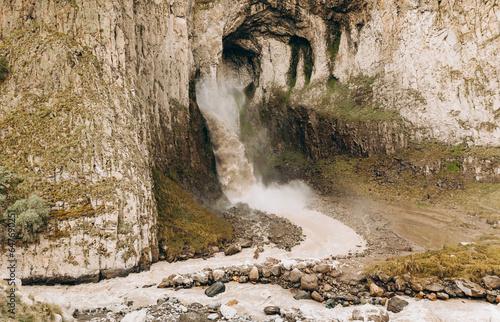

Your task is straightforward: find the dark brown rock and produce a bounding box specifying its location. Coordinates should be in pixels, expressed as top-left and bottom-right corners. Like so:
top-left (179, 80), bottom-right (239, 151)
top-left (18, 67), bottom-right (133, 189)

top-left (205, 281), bottom-right (226, 297)
top-left (387, 296), bottom-right (409, 313)
top-left (264, 306), bottom-right (281, 315)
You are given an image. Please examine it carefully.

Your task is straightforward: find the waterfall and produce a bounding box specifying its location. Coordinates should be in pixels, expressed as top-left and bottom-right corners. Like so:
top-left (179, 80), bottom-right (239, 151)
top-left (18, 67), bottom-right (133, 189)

top-left (195, 79), bottom-right (256, 199)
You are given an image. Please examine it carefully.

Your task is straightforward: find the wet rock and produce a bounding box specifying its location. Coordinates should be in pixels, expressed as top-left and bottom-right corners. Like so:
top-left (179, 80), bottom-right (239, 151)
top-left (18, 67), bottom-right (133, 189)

top-left (212, 270), bottom-right (224, 282)
top-left (301, 274), bottom-right (319, 291)
top-left (437, 292), bottom-right (449, 300)
top-left (325, 299), bottom-right (336, 308)
top-left (370, 283), bottom-right (384, 297)
top-left (379, 298), bottom-right (387, 306)
top-left (249, 266), bottom-right (259, 282)
top-left (387, 296), bottom-right (409, 313)
top-left (352, 307), bottom-right (389, 322)
top-left (417, 291), bottom-right (425, 299)
top-left (294, 290), bottom-right (311, 300)
top-left (288, 268), bottom-right (303, 283)
top-left (455, 278), bottom-right (486, 298)
top-left (428, 293), bottom-right (437, 301)
top-left (264, 306), bottom-right (281, 315)
top-left (205, 282), bottom-right (225, 297)
top-left (483, 276), bottom-right (500, 290)
top-left (311, 291), bottom-right (324, 302)
top-left (238, 276), bottom-right (248, 283)
top-left (224, 244), bottom-right (242, 256)
top-left (424, 283), bottom-right (445, 292)
top-left (220, 305), bottom-right (237, 319)
top-left (496, 295), bottom-right (500, 303)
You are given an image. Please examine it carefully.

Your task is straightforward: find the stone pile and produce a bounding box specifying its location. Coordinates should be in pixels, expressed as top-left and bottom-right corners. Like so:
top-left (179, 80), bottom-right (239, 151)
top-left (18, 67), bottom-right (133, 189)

top-left (157, 257), bottom-right (500, 314)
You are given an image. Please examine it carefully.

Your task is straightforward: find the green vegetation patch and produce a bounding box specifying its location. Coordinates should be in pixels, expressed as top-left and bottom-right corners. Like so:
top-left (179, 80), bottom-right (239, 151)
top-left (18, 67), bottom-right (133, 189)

top-left (0, 56), bottom-right (9, 85)
top-left (0, 287), bottom-right (63, 321)
top-left (368, 242), bottom-right (500, 283)
top-left (153, 168), bottom-right (233, 260)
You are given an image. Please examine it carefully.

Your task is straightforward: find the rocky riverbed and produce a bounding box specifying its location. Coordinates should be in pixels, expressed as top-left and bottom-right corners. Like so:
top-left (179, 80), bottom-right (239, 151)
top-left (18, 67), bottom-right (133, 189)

top-left (15, 193), bottom-right (500, 321)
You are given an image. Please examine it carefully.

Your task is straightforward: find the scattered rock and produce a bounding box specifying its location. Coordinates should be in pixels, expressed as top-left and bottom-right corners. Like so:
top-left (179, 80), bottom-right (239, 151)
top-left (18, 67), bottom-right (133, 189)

top-left (387, 296), bottom-right (409, 313)
top-left (239, 239), bottom-right (253, 248)
top-left (207, 313), bottom-right (219, 320)
top-left (437, 292), bottom-right (449, 300)
top-left (249, 266), bottom-right (259, 282)
top-left (325, 299), bottom-right (336, 309)
top-left (224, 244), bottom-right (242, 256)
top-left (370, 283), bottom-right (384, 297)
top-left (378, 274), bottom-right (392, 283)
top-left (207, 301), bottom-right (221, 312)
top-left (270, 265), bottom-right (281, 276)
top-left (315, 264), bottom-right (331, 274)
top-left (352, 307), bottom-right (389, 322)
top-left (410, 283), bottom-right (423, 292)
top-left (323, 284), bottom-right (333, 292)
top-left (311, 291), bottom-right (324, 302)
top-left (427, 293), bottom-right (437, 301)
top-left (220, 305), bottom-right (237, 320)
top-left (212, 270), bottom-right (225, 282)
top-left (424, 283), bottom-right (445, 292)
top-left (225, 299), bottom-right (238, 306)
top-left (301, 274), bottom-right (319, 291)
top-left (205, 282), bottom-right (225, 297)
top-left (288, 268), bottom-right (303, 283)
top-left (294, 290), bottom-right (311, 300)
top-left (264, 306), bottom-right (281, 315)
top-left (329, 269), bottom-right (342, 278)
top-left (238, 276), bottom-right (248, 283)
top-left (121, 309), bottom-right (148, 322)
top-left (455, 278), bottom-right (486, 298)
top-left (417, 291), bottom-right (425, 299)
top-left (192, 272), bottom-right (209, 285)
top-left (379, 298), bottom-right (387, 306)
top-left (482, 276), bottom-right (500, 290)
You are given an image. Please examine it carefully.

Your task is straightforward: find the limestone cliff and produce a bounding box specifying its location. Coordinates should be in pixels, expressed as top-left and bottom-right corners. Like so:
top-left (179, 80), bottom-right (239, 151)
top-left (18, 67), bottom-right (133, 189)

top-left (0, 0), bottom-right (499, 283)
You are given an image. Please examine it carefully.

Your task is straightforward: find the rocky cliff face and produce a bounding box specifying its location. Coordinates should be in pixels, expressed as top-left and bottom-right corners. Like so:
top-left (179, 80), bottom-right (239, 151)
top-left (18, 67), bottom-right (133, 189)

top-left (0, 0), bottom-right (499, 283)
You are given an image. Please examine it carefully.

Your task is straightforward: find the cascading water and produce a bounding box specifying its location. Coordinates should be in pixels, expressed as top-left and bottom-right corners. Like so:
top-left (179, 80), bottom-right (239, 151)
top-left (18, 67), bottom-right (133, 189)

top-left (195, 79), bottom-right (256, 199)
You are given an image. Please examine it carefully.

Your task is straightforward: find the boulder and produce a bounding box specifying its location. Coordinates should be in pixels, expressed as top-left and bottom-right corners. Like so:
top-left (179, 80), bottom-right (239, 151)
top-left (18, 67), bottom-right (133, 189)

top-left (224, 244), bottom-right (242, 256)
top-left (424, 283), bottom-right (444, 292)
top-left (288, 268), bottom-right (303, 283)
top-left (323, 284), bottom-right (333, 292)
top-left (192, 272), bottom-right (209, 285)
top-left (437, 292), bottom-right (449, 300)
top-left (301, 274), bottom-right (319, 291)
top-left (238, 276), bottom-right (248, 283)
top-left (378, 274), bottom-right (392, 283)
top-left (455, 278), bottom-right (486, 298)
top-left (428, 293), bottom-right (437, 301)
top-left (205, 282), bottom-right (226, 297)
top-left (387, 296), bottom-right (409, 313)
top-left (311, 291), bottom-right (324, 302)
top-left (122, 309), bottom-right (148, 322)
top-left (249, 266), bottom-right (259, 282)
top-left (482, 276), bottom-right (500, 290)
top-left (352, 307), bottom-right (389, 322)
top-left (264, 306), bottom-right (281, 315)
top-left (370, 283), bottom-right (384, 297)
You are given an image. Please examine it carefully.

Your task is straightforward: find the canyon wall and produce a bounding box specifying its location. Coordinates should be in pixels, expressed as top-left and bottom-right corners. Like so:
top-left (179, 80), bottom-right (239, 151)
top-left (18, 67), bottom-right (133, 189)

top-left (0, 0), bottom-right (499, 282)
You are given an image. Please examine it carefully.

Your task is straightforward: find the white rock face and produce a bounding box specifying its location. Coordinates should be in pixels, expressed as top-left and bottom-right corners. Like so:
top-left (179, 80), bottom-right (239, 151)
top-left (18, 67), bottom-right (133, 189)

top-left (334, 0), bottom-right (500, 145)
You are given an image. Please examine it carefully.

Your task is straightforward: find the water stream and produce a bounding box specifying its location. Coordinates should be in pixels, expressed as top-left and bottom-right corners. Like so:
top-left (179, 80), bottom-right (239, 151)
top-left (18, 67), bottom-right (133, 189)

top-left (22, 80), bottom-right (500, 321)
